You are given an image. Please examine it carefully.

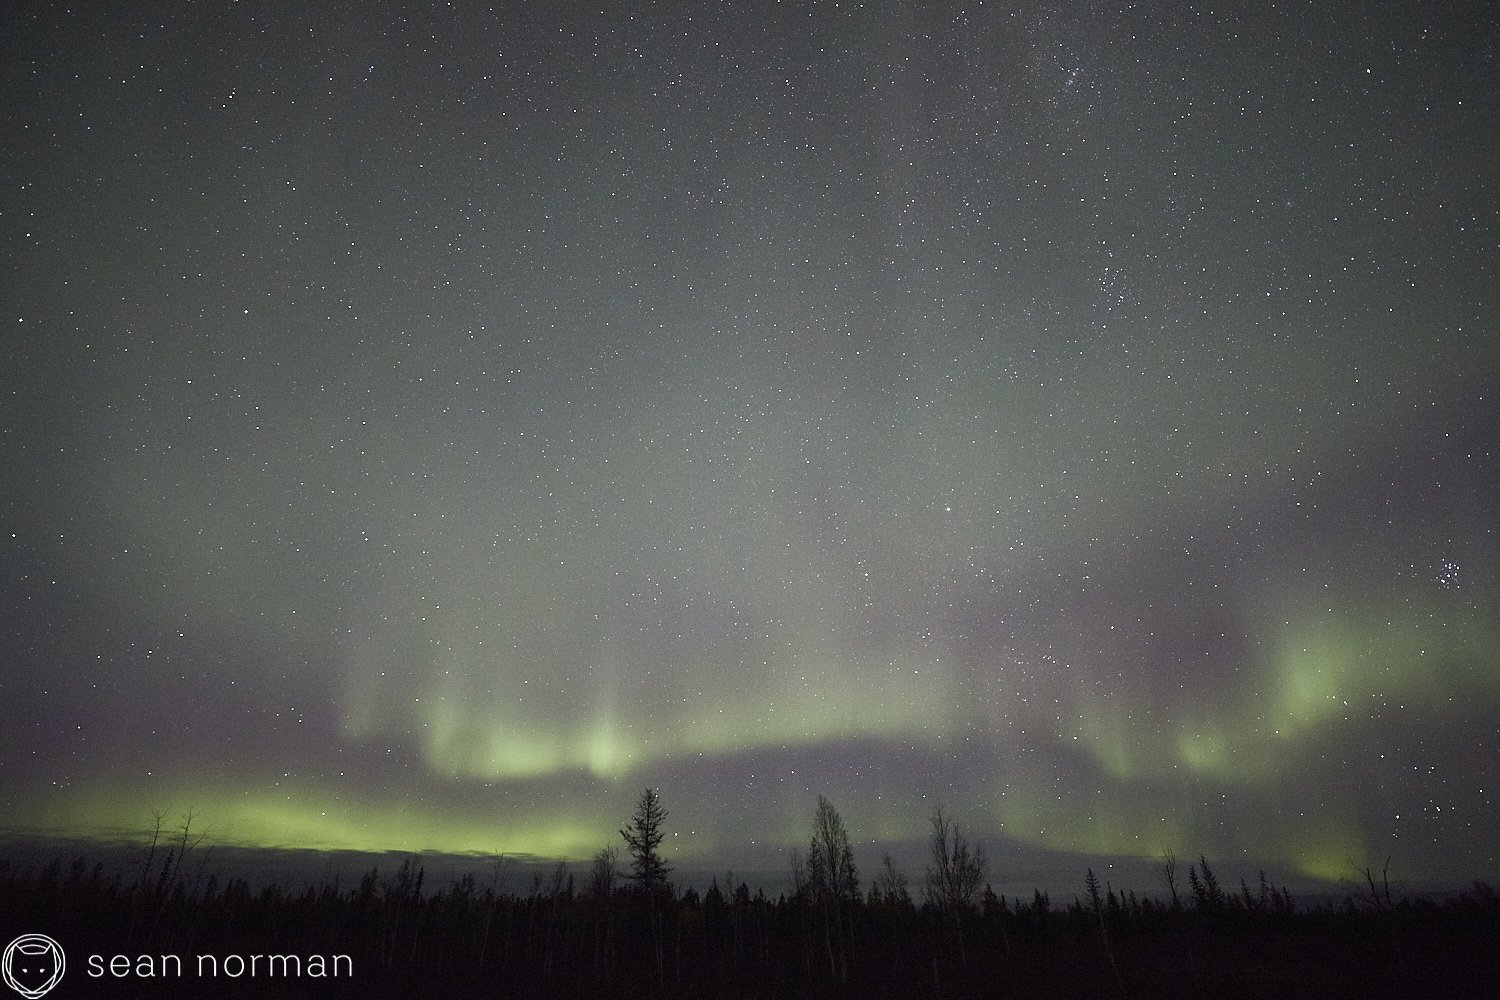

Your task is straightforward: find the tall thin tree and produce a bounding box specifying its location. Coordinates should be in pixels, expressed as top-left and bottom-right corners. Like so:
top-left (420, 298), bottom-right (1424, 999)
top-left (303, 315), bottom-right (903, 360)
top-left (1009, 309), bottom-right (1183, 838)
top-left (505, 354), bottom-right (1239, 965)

top-left (923, 806), bottom-right (987, 913)
top-left (620, 787), bottom-right (671, 986)
top-left (923, 806), bottom-right (987, 969)
top-left (806, 795), bottom-right (858, 983)
top-left (619, 788), bottom-right (672, 896)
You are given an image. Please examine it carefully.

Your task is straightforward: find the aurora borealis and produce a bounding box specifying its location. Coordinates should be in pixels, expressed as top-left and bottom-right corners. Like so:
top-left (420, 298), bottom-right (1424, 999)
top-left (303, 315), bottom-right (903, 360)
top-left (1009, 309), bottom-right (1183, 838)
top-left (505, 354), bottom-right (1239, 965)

top-left (3, 3), bottom-right (1497, 890)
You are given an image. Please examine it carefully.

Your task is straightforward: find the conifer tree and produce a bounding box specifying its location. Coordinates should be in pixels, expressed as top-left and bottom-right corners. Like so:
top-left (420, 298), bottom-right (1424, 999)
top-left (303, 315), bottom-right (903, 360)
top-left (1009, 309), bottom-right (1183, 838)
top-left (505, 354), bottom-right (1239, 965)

top-left (620, 788), bottom-right (672, 897)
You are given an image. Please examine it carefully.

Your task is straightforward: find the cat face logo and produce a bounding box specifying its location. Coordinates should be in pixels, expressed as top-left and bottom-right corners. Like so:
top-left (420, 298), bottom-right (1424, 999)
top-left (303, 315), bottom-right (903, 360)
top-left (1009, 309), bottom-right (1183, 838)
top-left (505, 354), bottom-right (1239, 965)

top-left (3, 935), bottom-right (65, 999)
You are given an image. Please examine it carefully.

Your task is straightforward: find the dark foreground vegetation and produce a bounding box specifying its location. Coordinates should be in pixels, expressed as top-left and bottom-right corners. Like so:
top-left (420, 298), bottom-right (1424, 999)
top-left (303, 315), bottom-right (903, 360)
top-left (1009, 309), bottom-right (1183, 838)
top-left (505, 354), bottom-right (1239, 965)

top-left (3, 802), bottom-right (1497, 998)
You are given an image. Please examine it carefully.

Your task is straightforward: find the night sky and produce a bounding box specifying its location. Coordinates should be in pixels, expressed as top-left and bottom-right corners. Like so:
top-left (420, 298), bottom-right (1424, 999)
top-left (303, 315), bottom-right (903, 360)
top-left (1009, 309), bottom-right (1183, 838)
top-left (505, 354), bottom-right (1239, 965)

top-left (3, 3), bottom-right (1497, 889)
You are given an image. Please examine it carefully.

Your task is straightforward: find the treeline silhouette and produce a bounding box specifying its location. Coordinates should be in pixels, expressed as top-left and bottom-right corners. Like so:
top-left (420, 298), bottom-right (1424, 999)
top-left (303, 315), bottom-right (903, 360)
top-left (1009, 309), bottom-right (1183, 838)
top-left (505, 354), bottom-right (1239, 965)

top-left (3, 802), bottom-right (1498, 998)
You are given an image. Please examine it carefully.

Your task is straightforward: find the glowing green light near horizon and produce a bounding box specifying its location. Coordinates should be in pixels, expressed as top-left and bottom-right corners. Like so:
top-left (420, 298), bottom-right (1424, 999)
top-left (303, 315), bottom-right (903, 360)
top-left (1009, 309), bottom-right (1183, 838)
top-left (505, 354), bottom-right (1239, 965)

top-left (19, 581), bottom-right (1493, 886)
top-left (21, 782), bottom-right (648, 861)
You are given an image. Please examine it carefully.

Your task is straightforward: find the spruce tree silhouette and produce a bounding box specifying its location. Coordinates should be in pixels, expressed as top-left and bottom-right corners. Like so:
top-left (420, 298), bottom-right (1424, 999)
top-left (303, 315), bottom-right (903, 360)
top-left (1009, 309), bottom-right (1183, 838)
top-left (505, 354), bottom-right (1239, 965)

top-left (620, 787), bottom-right (671, 986)
top-left (619, 787), bottom-right (672, 897)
